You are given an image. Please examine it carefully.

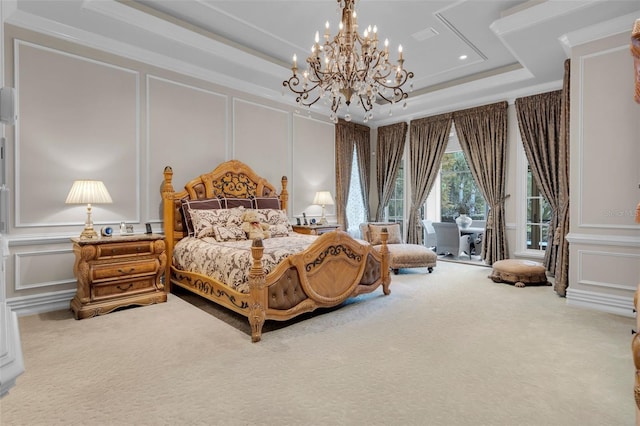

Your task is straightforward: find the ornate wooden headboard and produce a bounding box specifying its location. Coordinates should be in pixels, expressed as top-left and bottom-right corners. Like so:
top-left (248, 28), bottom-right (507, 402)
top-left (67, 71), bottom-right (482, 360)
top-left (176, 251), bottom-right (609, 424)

top-left (161, 159), bottom-right (289, 258)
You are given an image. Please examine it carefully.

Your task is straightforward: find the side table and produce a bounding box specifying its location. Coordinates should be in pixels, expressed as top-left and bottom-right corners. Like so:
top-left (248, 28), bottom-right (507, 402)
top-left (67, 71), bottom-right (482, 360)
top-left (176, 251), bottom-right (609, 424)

top-left (70, 233), bottom-right (167, 319)
top-left (292, 224), bottom-right (341, 235)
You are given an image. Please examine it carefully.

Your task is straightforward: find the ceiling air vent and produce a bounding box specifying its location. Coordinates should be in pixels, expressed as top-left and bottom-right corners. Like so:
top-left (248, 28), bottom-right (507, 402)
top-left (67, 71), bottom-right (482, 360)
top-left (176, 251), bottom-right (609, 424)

top-left (412, 27), bottom-right (439, 42)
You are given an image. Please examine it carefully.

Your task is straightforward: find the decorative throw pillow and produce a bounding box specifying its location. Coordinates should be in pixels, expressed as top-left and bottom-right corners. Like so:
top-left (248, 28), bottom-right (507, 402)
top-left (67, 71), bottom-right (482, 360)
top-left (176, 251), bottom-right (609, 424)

top-left (268, 223), bottom-right (290, 238)
top-left (255, 209), bottom-right (293, 231)
top-left (189, 208), bottom-right (244, 238)
top-left (252, 196), bottom-right (281, 210)
top-left (212, 225), bottom-right (246, 242)
top-left (181, 198), bottom-right (222, 236)
top-left (368, 223), bottom-right (402, 245)
top-left (223, 198), bottom-right (253, 209)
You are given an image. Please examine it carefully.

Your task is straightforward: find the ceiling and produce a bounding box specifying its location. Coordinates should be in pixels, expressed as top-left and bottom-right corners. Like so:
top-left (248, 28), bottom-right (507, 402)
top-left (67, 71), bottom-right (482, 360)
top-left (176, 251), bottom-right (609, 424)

top-left (4, 0), bottom-right (640, 125)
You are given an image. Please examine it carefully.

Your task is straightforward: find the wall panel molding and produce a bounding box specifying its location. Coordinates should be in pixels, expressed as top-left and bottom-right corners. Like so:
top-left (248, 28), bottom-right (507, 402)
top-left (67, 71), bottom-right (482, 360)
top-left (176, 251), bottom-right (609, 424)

top-left (14, 248), bottom-right (75, 291)
top-left (14, 39), bottom-right (141, 228)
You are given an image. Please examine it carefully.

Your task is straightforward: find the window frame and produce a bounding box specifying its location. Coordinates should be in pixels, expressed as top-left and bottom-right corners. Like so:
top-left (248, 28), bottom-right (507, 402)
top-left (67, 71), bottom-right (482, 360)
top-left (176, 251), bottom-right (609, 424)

top-left (515, 141), bottom-right (546, 259)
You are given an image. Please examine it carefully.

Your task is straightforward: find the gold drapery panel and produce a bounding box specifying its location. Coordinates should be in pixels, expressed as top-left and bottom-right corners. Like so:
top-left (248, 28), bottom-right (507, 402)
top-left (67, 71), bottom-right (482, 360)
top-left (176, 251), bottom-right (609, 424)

top-left (453, 101), bottom-right (509, 264)
top-left (335, 120), bottom-right (370, 230)
top-left (515, 90), bottom-right (562, 274)
top-left (375, 122), bottom-right (408, 221)
top-left (407, 114), bottom-right (453, 244)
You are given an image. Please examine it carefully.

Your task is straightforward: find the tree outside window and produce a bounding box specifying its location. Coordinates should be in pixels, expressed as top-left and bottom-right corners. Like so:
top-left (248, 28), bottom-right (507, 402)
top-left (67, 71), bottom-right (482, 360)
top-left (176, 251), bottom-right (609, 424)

top-left (440, 152), bottom-right (486, 222)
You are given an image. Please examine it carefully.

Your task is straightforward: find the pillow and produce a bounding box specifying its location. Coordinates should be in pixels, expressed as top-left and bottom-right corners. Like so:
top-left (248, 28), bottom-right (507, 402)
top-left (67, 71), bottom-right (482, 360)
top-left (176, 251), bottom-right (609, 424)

top-left (181, 198), bottom-right (222, 236)
top-left (254, 209), bottom-right (292, 231)
top-left (368, 223), bottom-right (402, 245)
top-left (189, 208), bottom-right (244, 238)
top-left (268, 223), bottom-right (290, 238)
top-left (223, 198), bottom-right (253, 209)
top-left (252, 196), bottom-right (281, 210)
top-left (212, 225), bottom-right (246, 242)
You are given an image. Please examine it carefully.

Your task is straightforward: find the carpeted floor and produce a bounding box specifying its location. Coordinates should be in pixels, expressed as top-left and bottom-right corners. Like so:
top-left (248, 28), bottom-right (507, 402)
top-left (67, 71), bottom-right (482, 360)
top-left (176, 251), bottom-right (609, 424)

top-left (0, 261), bottom-right (635, 426)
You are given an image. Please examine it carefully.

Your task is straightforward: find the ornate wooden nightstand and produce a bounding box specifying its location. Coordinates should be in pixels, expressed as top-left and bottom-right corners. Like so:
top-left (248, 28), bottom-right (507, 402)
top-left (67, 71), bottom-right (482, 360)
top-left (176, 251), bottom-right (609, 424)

top-left (291, 224), bottom-right (341, 235)
top-left (70, 234), bottom-right (167, 319)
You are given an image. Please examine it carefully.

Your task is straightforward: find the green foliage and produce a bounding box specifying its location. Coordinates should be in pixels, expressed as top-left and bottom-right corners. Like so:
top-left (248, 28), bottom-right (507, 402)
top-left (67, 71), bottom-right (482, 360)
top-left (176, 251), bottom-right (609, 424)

top-left (440, 152), bottom-right (486, 221)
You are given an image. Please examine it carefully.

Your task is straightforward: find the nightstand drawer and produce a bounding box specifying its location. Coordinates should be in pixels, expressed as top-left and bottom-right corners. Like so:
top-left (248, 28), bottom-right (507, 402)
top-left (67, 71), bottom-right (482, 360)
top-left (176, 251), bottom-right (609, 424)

top-left (92, 277), bottom-right (156, 300)
top-left (92, 259), bottom-right (158, 281)
top-left (96, 241), bottom-right (154, 258)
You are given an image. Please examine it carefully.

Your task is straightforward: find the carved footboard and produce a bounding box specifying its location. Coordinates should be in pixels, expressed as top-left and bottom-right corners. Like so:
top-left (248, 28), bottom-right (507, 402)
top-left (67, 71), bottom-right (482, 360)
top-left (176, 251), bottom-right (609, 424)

top-left (248, 230), bottom-right (390, 342)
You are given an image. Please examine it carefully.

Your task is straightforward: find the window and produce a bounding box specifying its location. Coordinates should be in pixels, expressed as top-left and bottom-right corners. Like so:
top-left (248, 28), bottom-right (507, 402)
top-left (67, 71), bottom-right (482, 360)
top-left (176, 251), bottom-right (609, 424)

top-left (439, 151), bottom-right (486, 222)
top-left (386, 161), bottom-right (404, 234)
top-left (345, 147), bottom-right (366, 237)
top-left (526, 165), bottom-right (551, 250)
top-left (516, 142), bottom-right (550, 256)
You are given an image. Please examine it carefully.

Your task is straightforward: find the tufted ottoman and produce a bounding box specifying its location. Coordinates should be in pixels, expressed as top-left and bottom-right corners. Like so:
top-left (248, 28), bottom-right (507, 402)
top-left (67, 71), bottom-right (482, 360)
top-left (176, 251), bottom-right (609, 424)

top-left (489, 259), bottom-right (550, 288)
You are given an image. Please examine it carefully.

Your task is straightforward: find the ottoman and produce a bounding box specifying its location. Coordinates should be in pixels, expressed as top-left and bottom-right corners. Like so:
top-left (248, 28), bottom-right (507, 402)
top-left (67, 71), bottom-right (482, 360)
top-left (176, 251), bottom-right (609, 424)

top-left (488, 259), bottom-right (550, 288)
top-left (381, 244), bottom-right (437, 274)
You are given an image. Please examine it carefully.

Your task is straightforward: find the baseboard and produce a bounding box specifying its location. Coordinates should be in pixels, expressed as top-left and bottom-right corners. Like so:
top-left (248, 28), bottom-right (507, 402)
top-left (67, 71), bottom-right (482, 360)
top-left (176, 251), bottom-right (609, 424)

top-left (7, 289), bottom-right (75, 317)
top-left (0, 304), bottom-right (24, 398)
top-left (566, 287), bottom-right (635, 318)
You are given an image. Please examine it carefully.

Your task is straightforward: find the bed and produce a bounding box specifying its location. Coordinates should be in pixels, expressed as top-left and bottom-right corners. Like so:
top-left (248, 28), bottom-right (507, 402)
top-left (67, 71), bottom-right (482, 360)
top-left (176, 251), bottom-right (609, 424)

top-left (161, 160), bottom-right (391, 342)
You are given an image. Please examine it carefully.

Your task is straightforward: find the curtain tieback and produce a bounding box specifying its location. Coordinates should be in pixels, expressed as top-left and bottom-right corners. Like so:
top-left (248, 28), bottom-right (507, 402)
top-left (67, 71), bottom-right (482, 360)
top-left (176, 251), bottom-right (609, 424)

top-left (486, 194), bottom-right (510, 230)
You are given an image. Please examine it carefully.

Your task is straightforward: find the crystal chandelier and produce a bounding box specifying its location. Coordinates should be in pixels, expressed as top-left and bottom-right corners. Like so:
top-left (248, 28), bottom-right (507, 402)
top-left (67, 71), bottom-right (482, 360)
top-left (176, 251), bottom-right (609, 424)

top-left (283, 0), bottom-right (414, 123)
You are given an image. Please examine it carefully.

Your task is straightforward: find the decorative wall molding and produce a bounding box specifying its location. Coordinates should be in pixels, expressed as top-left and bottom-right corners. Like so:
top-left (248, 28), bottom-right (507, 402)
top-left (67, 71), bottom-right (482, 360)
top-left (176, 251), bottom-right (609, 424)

top-left (576, 249), bottom-right (639, 292)
top-left (7, 289), bottom-right (75, 317)
top-left (14, 248), bottom-right (75, 291)
top-left (566, 287), bottom-right (635, 318)
top-left (566, 232), bottom-right (640, 248)
top-left (576, 44), bottom-right (639, 230)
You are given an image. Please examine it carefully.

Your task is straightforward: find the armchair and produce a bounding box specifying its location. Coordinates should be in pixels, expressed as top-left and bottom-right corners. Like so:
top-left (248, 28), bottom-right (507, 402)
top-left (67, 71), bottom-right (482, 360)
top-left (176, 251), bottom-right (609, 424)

top-left (432, 222), bottom-right (472, 260)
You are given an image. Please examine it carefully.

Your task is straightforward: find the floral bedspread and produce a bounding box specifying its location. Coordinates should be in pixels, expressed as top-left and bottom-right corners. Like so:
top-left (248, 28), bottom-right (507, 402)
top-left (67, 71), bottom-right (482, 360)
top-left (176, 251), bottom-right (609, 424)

top-left (173, 234), bottom-right (320, 293)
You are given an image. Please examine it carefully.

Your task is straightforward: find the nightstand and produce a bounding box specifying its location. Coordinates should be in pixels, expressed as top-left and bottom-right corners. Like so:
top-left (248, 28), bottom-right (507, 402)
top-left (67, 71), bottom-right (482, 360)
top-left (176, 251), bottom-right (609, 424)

top-left (292, 224), bottom-right (341, 235)
top-left (70, 234), bottom-right (167, 319)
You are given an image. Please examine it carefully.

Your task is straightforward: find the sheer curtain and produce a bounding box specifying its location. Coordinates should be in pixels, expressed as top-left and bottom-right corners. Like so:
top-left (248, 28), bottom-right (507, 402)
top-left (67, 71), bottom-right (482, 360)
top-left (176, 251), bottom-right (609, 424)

top-left (453, 101), bottom-right (509, 264)
top-left (375, 122), bottom-right (407, 221)
top-left (406, 114), bottom-right (453, 244)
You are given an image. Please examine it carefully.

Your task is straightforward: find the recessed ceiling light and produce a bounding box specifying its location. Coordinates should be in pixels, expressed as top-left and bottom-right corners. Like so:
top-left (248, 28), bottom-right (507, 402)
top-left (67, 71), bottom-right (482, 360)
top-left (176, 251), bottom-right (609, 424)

top-left (459, 54), bottom-right (468, 60)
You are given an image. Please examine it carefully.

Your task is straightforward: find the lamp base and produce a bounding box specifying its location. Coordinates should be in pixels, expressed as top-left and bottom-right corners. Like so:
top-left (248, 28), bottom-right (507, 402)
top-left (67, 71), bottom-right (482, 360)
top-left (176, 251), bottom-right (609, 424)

top-left (318, 217), bottom-right (328, 225)
top-left (79, 227), bottom-right (98, 239)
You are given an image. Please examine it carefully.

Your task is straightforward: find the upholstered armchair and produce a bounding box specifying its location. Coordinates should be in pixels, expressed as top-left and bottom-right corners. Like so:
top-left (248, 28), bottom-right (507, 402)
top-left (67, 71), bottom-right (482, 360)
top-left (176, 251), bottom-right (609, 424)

top-left (432, 222), bottom-right (472, 260)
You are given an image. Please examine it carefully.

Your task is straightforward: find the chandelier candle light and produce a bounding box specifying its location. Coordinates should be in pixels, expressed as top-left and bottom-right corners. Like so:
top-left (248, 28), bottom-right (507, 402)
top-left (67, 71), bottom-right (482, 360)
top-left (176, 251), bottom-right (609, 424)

top-left (283, 0), bottom-right (413, 123)
top-left (65, 180), bottom-right (113, 239)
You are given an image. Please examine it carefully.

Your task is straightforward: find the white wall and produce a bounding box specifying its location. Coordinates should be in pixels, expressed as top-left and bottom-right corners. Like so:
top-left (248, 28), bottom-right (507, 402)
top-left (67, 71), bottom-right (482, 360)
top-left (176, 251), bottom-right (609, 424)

top-left (565, 31), bottom-right (640, 316)
top-left (2, 24), bottom-right (336, 313)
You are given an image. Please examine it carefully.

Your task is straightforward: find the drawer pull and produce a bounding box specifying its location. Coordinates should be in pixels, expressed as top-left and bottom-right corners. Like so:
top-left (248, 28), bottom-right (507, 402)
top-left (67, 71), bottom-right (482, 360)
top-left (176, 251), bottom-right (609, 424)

top-left (118, 267), bottom-right (135, 274)
top-left (116, 283), bottom-right (133, 292)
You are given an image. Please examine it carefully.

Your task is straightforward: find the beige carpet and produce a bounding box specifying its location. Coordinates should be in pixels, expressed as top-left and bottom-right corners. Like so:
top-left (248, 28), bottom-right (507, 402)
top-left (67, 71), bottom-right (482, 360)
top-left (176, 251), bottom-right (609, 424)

top-left (0, 261), bottom-right (635, 426)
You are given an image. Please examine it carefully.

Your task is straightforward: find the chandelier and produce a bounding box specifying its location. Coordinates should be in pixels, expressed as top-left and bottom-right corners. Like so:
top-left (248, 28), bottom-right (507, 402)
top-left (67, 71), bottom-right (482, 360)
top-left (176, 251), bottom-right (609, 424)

top-left (282, 0), bottom-right (413, 123)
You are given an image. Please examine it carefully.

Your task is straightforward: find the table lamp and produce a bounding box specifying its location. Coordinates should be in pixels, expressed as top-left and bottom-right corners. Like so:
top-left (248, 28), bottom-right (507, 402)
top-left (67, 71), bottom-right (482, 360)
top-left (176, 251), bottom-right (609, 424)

top-left (312, 191), bottom-right (334, 225)
top-left (65, 180), bottom-right (112, 239)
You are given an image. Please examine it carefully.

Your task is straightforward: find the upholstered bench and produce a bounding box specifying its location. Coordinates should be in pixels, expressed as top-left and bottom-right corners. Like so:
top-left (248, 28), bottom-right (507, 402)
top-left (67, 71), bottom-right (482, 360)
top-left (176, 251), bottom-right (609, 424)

top-left (360, 222), bottom-right (437, 274)
top-left (488, 259), bottom-right (550, 288)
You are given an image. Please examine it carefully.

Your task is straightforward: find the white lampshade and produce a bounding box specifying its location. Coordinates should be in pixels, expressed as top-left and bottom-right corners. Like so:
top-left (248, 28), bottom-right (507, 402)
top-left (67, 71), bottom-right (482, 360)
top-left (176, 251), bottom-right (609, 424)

top-left (313, 191), bottom-right (334, 225)
top-left (66, 180), bottom-right (112, 239)
top-left (312, 191), bottom-right (334, 206)
top-left (65, 180), bottom-right (113, 205)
